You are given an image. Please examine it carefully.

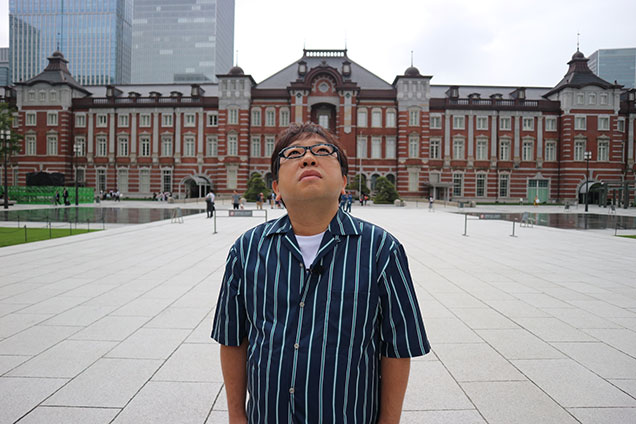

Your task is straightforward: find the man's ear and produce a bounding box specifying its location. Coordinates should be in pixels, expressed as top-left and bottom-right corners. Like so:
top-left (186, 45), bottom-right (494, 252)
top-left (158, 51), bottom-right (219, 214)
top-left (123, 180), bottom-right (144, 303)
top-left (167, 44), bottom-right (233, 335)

top-left (272, 180), bottom-right (282, 201)
top-left (341, 175), bottom-right (348, 195)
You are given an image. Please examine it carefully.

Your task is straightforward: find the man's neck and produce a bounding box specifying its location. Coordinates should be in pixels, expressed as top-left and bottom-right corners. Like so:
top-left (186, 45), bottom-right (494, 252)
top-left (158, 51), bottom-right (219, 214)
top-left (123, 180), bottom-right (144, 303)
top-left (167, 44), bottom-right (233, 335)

top-left (286, 201), bottom-right (339, 236)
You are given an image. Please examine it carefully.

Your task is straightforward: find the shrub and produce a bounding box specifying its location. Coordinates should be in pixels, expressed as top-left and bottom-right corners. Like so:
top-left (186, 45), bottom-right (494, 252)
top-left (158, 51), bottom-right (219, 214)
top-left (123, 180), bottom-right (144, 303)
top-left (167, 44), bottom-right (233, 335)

top-left (373, 176), bottom-right (400, 204)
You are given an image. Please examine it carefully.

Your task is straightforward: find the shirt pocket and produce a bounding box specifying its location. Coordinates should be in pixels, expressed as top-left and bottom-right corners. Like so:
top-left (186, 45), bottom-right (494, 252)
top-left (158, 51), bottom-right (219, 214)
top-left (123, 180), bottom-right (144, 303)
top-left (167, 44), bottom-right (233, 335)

top-left (325, 289), bottom-right (377, 356)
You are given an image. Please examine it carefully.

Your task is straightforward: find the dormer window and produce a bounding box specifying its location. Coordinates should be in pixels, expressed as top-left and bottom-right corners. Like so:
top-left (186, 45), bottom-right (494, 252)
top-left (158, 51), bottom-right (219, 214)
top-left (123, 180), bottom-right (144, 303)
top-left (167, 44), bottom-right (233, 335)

top-left (298, 61), bottom-right (307, 76)
top-left (446, 86), bottom-right (459, 99)
top-left (342, 60), bottom-right (351, 77)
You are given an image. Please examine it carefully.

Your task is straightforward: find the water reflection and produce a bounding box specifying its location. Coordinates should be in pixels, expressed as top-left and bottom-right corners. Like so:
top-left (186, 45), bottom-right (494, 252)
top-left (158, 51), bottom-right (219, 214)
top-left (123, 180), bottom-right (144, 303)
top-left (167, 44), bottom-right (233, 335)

top-left (464, 212), bottom-right (636, 230)
top-left (0, 207), bottom-right (204, 224)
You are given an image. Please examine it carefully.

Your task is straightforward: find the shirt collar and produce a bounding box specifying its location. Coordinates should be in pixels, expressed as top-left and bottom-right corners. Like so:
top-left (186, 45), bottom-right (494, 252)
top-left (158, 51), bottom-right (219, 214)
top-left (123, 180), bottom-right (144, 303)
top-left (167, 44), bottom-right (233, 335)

top-left (264, 208), bottom-right (360, 237)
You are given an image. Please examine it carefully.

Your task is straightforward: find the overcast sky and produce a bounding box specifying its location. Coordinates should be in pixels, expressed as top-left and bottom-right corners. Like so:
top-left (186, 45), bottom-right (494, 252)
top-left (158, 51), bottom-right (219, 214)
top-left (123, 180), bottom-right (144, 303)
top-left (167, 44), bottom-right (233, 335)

top-left (2, 0), bottom-right (635, 87)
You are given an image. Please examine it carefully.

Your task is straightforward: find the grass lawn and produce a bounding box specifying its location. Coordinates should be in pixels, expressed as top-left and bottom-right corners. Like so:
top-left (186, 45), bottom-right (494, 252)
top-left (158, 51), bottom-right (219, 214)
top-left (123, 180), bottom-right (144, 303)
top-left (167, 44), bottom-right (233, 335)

top-left (0, 226), bottom-right (101, 247)
top-left (617, 235), bottom-right (636, 239)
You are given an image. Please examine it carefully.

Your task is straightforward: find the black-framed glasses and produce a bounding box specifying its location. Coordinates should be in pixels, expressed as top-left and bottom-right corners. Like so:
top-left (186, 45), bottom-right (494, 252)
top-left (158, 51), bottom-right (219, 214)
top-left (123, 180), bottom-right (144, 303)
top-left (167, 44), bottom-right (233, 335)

top-left (278, 143), bottom-right (339, 160)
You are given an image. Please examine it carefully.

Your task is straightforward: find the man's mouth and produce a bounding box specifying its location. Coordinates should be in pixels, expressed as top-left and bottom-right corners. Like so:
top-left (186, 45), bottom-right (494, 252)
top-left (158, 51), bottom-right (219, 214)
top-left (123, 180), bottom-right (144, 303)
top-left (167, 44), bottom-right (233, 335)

top-left (299, 170), bottom-right (322, 181)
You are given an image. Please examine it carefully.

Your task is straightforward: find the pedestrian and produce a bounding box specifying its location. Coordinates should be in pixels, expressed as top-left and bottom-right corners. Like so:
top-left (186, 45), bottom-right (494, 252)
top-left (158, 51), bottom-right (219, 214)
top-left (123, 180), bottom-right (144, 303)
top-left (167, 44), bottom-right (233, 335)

top-left (62, 188), bottom-right (69, 206)
top-left (232, 190), bottom-right (240, 210)
top-left (256, 192), bottom-right (264, 210)
top-left (54, 190), bottom-right (61, 205)
top-left (205, 190), bottom-right (215, 218)
top-left (212, 122), bottom-right (429, 424)
top-left (346, 191), bottom-right (353, 212)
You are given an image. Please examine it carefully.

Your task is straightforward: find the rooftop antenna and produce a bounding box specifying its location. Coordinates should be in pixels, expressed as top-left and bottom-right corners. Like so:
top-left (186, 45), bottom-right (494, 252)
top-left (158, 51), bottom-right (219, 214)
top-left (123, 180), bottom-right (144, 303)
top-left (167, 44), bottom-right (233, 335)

top-left (56, 32), bottom-right (61, 51)
top-left (410, 50), bottom-right (413, 67)
top-left (576, 32), bottom-right (580, 52)
top-left (235, 50), bottom-right (238, 66)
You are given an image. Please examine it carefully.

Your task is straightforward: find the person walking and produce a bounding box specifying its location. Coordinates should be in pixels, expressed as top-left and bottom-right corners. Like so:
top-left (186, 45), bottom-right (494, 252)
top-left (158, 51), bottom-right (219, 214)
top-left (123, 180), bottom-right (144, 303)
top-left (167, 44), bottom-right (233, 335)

top-left (212, 123), bottom-right (429, 424)
top-left (205, 190), bottom-right (215, 218)
top-left (62, 189), bottom-right (69, 206)
top-left (345, 191), bottom-right (353, 212)
top-left (232, 190), bottom-right (240, 210)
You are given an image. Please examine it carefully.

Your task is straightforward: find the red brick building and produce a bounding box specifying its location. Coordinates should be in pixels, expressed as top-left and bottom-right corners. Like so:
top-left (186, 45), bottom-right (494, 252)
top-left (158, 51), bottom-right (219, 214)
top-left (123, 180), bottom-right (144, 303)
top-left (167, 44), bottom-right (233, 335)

top-left (2, 49), bottom-right (635, 204)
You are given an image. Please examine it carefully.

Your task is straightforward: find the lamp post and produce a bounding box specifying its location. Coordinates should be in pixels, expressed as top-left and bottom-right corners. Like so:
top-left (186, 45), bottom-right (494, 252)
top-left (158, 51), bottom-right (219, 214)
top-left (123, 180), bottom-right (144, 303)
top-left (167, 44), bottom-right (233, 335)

top-left (2, 129), bottom-right (9, 210)
top-left (73, 142), bottom-right (81, 206)
top-left (584, 151), bottom-right (592, 212)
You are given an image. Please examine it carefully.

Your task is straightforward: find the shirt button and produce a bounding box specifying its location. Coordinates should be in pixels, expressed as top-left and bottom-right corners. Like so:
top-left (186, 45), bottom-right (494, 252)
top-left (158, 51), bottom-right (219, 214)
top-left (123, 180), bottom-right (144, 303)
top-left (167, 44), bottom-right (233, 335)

top-left (300, 263), bottom-right (304, 268)
top-left (294, 343), bottom-right (299, 349)
top-left (299, 301), bottom-right (305, 308)
top-left (289, 387), bottom-right (295, 394)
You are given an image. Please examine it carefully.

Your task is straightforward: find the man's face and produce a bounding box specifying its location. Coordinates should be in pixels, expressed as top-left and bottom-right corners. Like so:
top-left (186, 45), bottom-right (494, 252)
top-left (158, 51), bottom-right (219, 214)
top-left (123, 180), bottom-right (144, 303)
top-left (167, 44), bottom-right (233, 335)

top-left (273, 135), bottom-right (347, 206)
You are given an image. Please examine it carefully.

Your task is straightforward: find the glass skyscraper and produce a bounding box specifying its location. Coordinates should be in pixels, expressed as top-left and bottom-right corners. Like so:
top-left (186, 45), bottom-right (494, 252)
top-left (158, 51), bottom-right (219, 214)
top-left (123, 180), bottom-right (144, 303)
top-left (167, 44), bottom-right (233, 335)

top-left (9, 0), bottom-right (132, 85)
top-left (131, 0), bottom-right (235, 83)
top-left (588, 48), bottom-right (636, 89)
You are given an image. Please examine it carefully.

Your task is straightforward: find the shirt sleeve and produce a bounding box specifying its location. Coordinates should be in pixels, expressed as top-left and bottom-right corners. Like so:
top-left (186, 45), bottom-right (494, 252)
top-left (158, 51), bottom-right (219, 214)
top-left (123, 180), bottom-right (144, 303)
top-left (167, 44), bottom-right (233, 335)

top-left (377, 242), bottom-right (430, 358)
top-left (211, 245), bottom-right (247, 346)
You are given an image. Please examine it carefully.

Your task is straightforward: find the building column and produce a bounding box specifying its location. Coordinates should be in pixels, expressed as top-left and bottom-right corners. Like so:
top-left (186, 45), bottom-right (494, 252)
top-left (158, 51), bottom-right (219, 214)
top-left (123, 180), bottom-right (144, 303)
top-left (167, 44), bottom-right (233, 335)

top-left (108, 112), bottom-right (115, 163)
top-left (513, 115), bottom-right (520, 164)
top-left (130, 113), bottom-right (137, 162)
top-left (629, 116), bottom-right (635, 166)
top-left (444, 114), bottom-right (451, 167)
top-left (152, 112), bottom-right (159, 163)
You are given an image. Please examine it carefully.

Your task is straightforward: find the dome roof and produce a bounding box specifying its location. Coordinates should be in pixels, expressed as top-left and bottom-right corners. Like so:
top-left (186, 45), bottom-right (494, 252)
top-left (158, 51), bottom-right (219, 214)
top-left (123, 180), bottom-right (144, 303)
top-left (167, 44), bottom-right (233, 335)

top-left (50, 51), bottom-right (64, 58)
top-left (228, 66), bottom-right (245, 75)
top-left (571, 50), bottom-right (585, 60)
top-left (404, 66), bottom-right (420, 77)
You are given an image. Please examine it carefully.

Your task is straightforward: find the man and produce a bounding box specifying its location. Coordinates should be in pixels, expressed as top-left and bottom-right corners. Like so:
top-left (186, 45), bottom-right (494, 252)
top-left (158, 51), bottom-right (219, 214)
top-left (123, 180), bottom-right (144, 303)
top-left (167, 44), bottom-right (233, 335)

top-left (212, 123), bottom-right (429, 424)
top-left (205, 190), bottom-right (215, 218)
top-left (232, 190), bottom-right (241, 210)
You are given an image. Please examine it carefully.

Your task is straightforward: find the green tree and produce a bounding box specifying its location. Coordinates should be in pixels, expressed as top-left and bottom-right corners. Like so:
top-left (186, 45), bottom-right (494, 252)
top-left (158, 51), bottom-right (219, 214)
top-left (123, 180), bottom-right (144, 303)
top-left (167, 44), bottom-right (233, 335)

top-left (346, 174), bottom-right (370, 198)
top-left (243, 172), bottom-right (270, 201)
top-left (1, 103), bottom-right (23, 207)
top-left (373, 176), bottom-right (400, 204)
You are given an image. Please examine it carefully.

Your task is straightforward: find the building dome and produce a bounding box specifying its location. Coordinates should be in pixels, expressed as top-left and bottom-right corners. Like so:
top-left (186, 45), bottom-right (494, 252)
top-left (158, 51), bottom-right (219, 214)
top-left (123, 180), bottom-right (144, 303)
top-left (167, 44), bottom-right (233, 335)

top-left (571, 50), bottom-right (585, 60)
top-left (228, 66), bottom-right (245, 75)
top-left (50, 51), bottom-right (65, 58)
top-left (404, 66), bottom-right (420, 77)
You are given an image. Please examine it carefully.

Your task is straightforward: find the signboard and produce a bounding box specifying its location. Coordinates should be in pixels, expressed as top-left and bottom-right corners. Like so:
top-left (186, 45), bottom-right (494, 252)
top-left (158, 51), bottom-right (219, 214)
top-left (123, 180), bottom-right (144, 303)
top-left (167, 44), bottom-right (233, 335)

top-left (229, 210), bottom-right (253, 217)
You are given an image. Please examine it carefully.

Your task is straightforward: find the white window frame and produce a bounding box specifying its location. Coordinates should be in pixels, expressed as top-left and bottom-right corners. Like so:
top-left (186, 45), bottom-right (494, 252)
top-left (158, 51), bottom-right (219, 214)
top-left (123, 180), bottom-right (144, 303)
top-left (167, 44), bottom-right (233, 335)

top-left (598, 116), bottom-right (610, 131)
top-left (75, 113), bottom-right (86, 128)
top-left (499, 139), bottom-right (511, 161)
top-left (409, 109), bottom-right (419, 126)
top-left (597, 138), bottom-right (609, 162)
top-left (96, 135), bottom-right (108, 157)
top-left (522, 117), bottom-right (534, 131)
top-left (184, 113), bottom-right (196, 128)
top-left (207, 112), bottom-right (218, 127)
top-left (522, 139), bottom-right (534, 161)
top-left (206, 135), bottom-right (218, 157)
top-left (545, 141), bottom-right (556, 161)
top-left (452, 173), bottom-right (463, 197)
top-left (25, 134), bottom-right (36, 155)
top-left (25, 112), bottom-right (36, 126)
top-left (251, 136), bottom-right (261, 157)
top-left (409, 134), bottom-right (419, 158)
top-left (46, 134), bottom-right (58, 155)
top-left (476, 173), bottom-right (486, 197)
top-left (476, 138), bottom-right (488, 160)
top-left (228, 108), bottom-right (239, 125)
top-left (49, 90), bottom-right (57, 102)
top-left (96, 114), bottom-right (108, 128)
top-left (577, 93), bottom-right (584, 105)
top-left (118, 135), bottom-right (129, 157)
top-left (574, 115), bottom-right (587, 130)
top-left (74, 136), bottom-right (86, 156)
top-left (357, 136), bottom-right (367, 158)
top-left (184, 135), bottom-right (196, 156)
top-left (162, 169), bottom-right (172, 193)
top-left (371, 136), bottom-right (382, 158)
top-left (498, 174), bottom-right (509, 198)
top-left (161, 135), bottom-right (173, 156)
top-left (386, 109), bottom-right (396, 128)
top-left (453, 137), bottom-right (465, 160)
top-left (499, 117), bottom-right (511, 130)
top-left (617, 118), bottom-right (625, 132)
top-left (430, 114), bottom-right (442, 129)
top-left (453, 116), bottom-right (465, 130)
top-left (140, 134), bottom-right (151, 157)
top-left (385, 137), bottom-right (396, 159)
top-left (265, 109), bottom-right (276, 127)
top-left (357, 108), bottom-right (367, 128)
top-left (162, 113), bottom-right (173, 127)
top-left (227, 133), bottom-right (238, 156)
top-left (265, 136), bottom-right (275, 157)
top-left (280, 108), bottom-right (290, 127)
top-left (371, 109), bottom-right (382, 128)
top-left (47, 112), bottom-right (58, 126)
top-left (476, 116), bottom-right (488, 130)
top-left (588, 93), bottom-right (596, 105)
top-left (117, 168), bottom-right (129, 192)
top-left (545, 117), bottom-right (557, 132)
top-left (140, 113), bottom-right (151, 128)
top-left (139, 169), bottom-right (151, 193)
top-left (574, 140), bottom-right (585, 161)
top-left (600, 94), bottom-right (608, 105)
top-left (118, 114), bottom-right (129, 127)
top-left (430, 138), bottom-right (441, 159)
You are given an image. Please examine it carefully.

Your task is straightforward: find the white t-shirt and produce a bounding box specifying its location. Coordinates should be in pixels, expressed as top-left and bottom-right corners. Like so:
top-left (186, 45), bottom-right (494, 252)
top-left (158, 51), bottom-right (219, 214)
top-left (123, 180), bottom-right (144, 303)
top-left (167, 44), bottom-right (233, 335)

top-left (295, 231), bottom-right (326, 268)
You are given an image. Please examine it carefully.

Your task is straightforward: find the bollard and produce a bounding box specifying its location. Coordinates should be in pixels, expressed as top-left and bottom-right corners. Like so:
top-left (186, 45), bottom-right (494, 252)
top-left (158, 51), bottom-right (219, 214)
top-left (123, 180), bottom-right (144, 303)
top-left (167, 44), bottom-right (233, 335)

top-left (49, 221), bottom-right (52, 239)
top-left (213, 211), bottom-right (217, 234)
top-left (510, 220), bottom-right (517, 237)
top-left (102, 215), bottom-right (105, 230)
top-left (69, 221), bottom-right (72, 235)
top-left (24, 225), bottom-right (27, 242)
top-left (265, 209), bottom-right (268, 224)
top-left (463, 213), bottom-right (468, 236)
top-left (17, 214), bottom-right (20, 228)
top-left (87, 219), bottom-right (90, 232)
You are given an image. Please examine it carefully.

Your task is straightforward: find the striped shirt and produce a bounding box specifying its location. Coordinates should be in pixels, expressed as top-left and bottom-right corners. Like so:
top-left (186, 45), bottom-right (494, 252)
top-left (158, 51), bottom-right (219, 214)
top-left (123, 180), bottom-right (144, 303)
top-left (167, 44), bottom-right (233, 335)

top-left (212, 208), bottom-right (430, 424)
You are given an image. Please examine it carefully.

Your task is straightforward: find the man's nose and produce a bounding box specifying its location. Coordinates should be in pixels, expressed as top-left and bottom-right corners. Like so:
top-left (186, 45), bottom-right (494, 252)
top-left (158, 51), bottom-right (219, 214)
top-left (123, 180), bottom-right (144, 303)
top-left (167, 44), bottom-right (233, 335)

top-left (301, 151), bottom-right (317, 167)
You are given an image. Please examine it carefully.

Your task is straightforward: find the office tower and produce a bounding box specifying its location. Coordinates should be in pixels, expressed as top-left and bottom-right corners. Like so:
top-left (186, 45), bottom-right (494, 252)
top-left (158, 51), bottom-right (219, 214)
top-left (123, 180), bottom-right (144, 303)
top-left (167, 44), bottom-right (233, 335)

top-left (9, 0), bottom-right (133, 85)
top-left (131, 0), bottom-right (235, 83)
top-left (0, 48), bottom-right (9, 86)
top-left (588, 48), bottom-right (636, 88)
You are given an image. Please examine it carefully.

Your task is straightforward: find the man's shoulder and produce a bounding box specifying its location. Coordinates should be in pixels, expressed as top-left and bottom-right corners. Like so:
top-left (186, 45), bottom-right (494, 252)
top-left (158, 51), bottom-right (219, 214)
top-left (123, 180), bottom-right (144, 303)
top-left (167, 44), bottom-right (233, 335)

top-left (341, 212), bottom-right (401, 251)
top-left (232, 215), bottom-right (289, 250)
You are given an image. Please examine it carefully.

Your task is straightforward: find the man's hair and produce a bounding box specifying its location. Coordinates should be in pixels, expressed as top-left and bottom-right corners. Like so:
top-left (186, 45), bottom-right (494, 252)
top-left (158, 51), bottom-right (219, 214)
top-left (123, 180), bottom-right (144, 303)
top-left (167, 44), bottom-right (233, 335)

top-left (271, 122), bottom-right (349, 181)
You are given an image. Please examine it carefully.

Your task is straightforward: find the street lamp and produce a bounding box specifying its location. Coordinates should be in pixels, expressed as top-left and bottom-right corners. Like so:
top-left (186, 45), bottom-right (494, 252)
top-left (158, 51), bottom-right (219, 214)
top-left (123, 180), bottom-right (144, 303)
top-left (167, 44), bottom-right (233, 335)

top-left (73, 143), bottom-right (81, 206)
top-left (584, 151), bottom-right (592, 212)
top-left (2, 129), bottom-right (10, 210)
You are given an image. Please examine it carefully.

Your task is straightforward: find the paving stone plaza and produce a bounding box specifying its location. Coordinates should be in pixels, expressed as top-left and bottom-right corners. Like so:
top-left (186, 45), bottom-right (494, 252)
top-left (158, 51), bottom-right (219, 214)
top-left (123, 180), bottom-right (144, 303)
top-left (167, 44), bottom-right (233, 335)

top-left (1, 202), bottom-right (636, 424)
